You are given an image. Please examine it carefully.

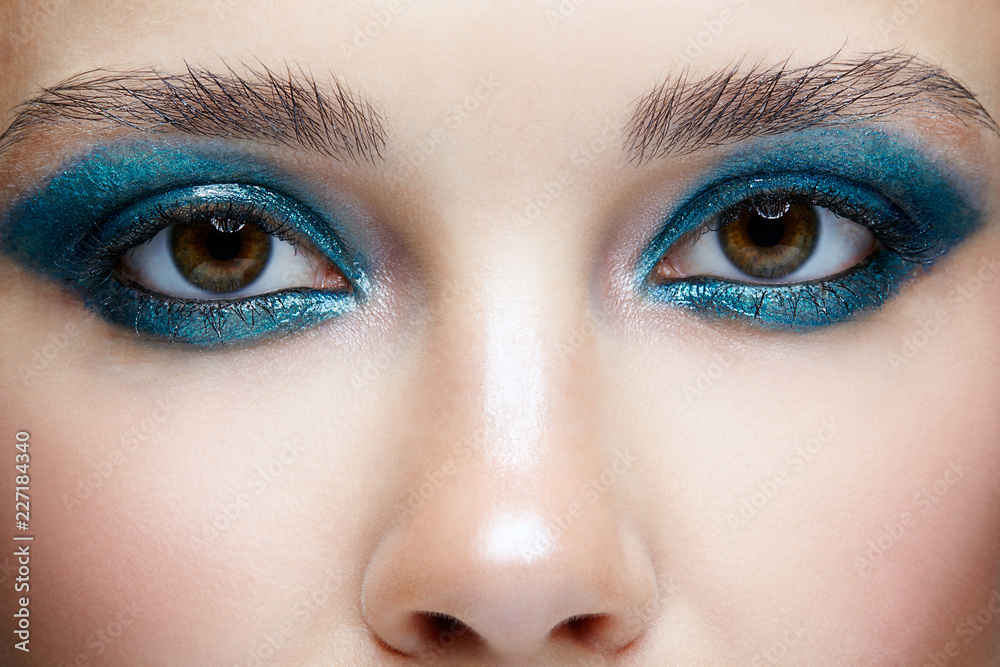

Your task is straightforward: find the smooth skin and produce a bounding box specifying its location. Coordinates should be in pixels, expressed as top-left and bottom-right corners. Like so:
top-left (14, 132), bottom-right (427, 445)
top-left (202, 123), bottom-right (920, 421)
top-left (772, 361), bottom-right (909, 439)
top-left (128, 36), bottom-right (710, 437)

top-left (1, 0), bottom-right (1000, 665)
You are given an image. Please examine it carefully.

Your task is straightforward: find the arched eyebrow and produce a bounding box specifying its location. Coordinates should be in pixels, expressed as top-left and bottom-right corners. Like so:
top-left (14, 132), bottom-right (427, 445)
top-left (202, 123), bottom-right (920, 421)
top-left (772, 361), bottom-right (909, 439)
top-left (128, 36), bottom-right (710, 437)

top-left (0, 62), bottom-right (388, 164)
top-left (626, 50), bottom-right (999, 163)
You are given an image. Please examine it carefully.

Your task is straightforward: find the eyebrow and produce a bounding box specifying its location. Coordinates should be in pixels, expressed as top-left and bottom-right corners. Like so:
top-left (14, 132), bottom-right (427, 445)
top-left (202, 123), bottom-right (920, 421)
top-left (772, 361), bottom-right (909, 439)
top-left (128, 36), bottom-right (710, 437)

top-left (626, 50), bottom-right (999, 163)
top-left (0, 63), bottom-right (388, 163)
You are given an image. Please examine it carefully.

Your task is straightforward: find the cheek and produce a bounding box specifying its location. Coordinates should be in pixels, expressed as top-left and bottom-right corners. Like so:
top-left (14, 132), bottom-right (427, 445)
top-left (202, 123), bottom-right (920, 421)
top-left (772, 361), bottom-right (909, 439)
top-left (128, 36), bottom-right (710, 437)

top-left (608, 280), bottom-right (1000, 663)
top-left (1, 337), bottom-right (398, 665)
top-left (11, 393), bottom-right (294, 663)
top-left (828, 356), bottom-right (1000, 664)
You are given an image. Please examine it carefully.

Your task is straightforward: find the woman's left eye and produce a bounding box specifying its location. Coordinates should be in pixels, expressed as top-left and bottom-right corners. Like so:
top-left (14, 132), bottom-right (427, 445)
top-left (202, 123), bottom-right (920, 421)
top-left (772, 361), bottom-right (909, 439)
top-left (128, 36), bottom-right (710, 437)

top-left (639, 172), bottom-right (949, 329)
top-left (652, 198), bottom-right (877, 284)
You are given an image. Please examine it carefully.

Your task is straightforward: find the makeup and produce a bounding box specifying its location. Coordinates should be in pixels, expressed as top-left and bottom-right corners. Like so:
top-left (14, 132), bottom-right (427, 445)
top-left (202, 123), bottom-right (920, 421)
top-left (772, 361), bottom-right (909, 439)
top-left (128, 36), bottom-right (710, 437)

top-left (637, 127), bottom-right (984, 328)
top-left (0, 139), bottom-right (369, 345)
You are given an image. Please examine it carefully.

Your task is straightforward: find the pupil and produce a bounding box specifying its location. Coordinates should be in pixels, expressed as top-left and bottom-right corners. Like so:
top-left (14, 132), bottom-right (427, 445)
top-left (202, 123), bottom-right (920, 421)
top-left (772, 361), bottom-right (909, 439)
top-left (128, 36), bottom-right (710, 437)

top-left (747, 215), bottom-right (785, 248)
top-left (205, 229), bottom-right (243, 261)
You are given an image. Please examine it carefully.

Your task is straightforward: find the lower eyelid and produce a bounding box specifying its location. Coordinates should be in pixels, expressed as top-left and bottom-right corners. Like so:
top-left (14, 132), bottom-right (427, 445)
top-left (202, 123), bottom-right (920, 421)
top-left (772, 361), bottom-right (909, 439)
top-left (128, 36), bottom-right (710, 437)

top-left (645, 251), bottom-right (914, 329)
top-left (86, 279), bottom-right (359, 346)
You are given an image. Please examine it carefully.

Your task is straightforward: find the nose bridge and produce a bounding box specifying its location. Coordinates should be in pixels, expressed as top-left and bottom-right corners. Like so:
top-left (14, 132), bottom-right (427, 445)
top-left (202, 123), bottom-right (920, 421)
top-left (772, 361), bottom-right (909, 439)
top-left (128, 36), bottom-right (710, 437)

top-left (411, 269), bottom-right (610, 510)
top-left (476, 285), bottom-right (578, 467)
top-left (413, 238), bottom-right (601, 461)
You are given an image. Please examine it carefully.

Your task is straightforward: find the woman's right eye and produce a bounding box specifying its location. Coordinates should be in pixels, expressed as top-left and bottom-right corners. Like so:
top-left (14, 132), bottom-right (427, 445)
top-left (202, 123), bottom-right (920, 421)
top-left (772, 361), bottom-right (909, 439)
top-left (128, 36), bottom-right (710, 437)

top-left (74, 183), bottom-right (367, 346)
top-left (0, 172), bottom-right (369, 347)
top-left (117, 195), bottom-right (350, 300)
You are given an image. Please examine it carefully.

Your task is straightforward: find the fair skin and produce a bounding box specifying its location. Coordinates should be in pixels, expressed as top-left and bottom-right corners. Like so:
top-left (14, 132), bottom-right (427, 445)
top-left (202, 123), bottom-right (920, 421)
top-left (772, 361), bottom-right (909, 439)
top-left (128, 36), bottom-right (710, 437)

top-left (2, 0), bottom-right (1000, 664)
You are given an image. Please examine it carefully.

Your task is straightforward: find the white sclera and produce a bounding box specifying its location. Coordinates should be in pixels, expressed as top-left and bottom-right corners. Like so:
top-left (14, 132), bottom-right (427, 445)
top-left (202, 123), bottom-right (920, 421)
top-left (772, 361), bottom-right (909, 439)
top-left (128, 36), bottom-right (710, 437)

top-left (671, 205), bottom-right (876, 283)
top-left (119, 225), bottom-right (324, 300)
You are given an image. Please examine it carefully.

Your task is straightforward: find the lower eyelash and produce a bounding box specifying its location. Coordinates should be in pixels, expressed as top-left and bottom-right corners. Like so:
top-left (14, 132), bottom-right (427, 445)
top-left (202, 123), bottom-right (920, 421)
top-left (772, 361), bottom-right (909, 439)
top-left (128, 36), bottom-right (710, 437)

top-left (647, 250), bottom-right (916, 328)
top-left (89, 281), bottom-right (355, 346)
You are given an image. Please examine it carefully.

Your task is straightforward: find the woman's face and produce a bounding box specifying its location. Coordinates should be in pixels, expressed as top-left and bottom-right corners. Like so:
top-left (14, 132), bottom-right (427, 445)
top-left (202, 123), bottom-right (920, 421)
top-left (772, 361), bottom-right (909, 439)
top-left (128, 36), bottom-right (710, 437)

top-left (2, 0), bottom-right (1000, 664)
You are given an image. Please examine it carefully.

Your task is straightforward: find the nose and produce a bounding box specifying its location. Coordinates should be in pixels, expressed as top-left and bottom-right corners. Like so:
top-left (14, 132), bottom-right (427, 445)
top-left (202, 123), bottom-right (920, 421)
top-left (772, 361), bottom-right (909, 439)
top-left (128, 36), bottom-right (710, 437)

top-left (362, 484), bottom-right (658, 660)
top-left (361, 291), bottom-right (659, 661)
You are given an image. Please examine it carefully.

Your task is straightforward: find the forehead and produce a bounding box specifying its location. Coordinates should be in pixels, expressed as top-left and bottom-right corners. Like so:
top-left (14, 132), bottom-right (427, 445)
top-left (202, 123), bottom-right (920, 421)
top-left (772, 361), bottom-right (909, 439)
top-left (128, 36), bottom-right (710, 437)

top-left (3, 0), bottom-right (995, 98)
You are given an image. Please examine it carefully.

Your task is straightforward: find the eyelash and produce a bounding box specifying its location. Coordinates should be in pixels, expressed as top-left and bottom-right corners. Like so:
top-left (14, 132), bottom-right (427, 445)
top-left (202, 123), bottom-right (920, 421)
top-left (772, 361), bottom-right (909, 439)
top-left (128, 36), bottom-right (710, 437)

top-left (640, 173), bottom-right (941, 328)
top-left (82, 200), bottom-right (300, 274)
top-left (67, 184), bottom-right (364, 346)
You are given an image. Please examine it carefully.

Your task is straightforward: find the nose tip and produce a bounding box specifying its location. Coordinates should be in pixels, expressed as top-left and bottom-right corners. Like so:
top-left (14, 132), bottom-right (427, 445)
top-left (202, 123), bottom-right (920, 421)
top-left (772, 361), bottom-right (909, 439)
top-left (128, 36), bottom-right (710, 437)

top-left (362, 501), bottom-right (659, 660)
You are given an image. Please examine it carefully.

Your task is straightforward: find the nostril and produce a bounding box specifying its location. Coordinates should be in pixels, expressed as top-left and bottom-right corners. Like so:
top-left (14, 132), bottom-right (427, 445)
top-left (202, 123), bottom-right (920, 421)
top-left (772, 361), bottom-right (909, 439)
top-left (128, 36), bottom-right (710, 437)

top-left (420, 611), bottom-right (471, 636)
top-left (552, 613), bottom-right (632, 653)
top-left (412, 612), bottom-right (477, 653)
top-left (555, 613), bottom-right (605, 640)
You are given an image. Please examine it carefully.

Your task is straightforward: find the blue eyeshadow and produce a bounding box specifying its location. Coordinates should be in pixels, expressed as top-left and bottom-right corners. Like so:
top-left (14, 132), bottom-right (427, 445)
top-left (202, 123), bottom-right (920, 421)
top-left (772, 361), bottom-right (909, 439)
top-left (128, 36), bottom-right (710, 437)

top-left (637, 127), bottom-right (984, 329)
top-left (1, 139), bottom-right (369, 345)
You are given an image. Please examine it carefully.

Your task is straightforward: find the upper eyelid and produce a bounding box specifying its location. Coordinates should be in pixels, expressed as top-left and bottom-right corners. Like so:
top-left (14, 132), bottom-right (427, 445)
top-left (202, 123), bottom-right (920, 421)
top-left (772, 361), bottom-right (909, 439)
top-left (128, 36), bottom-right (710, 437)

top-left (637, 128), bottom-right (982, 270)
top-left (0, 141), bottom-right (371, 284)
top-left (93, 184), bottom-right (369, 294)
top-left (646, 174), bottom-right (895, 247)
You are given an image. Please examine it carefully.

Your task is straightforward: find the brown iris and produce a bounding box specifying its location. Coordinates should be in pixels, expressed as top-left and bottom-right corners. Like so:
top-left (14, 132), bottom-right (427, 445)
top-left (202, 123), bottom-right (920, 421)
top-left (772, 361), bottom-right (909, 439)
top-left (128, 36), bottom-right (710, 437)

top-left (719, 200), bottom-right (819, 278)
top-left (171, 218), bottom-right (271, 293)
